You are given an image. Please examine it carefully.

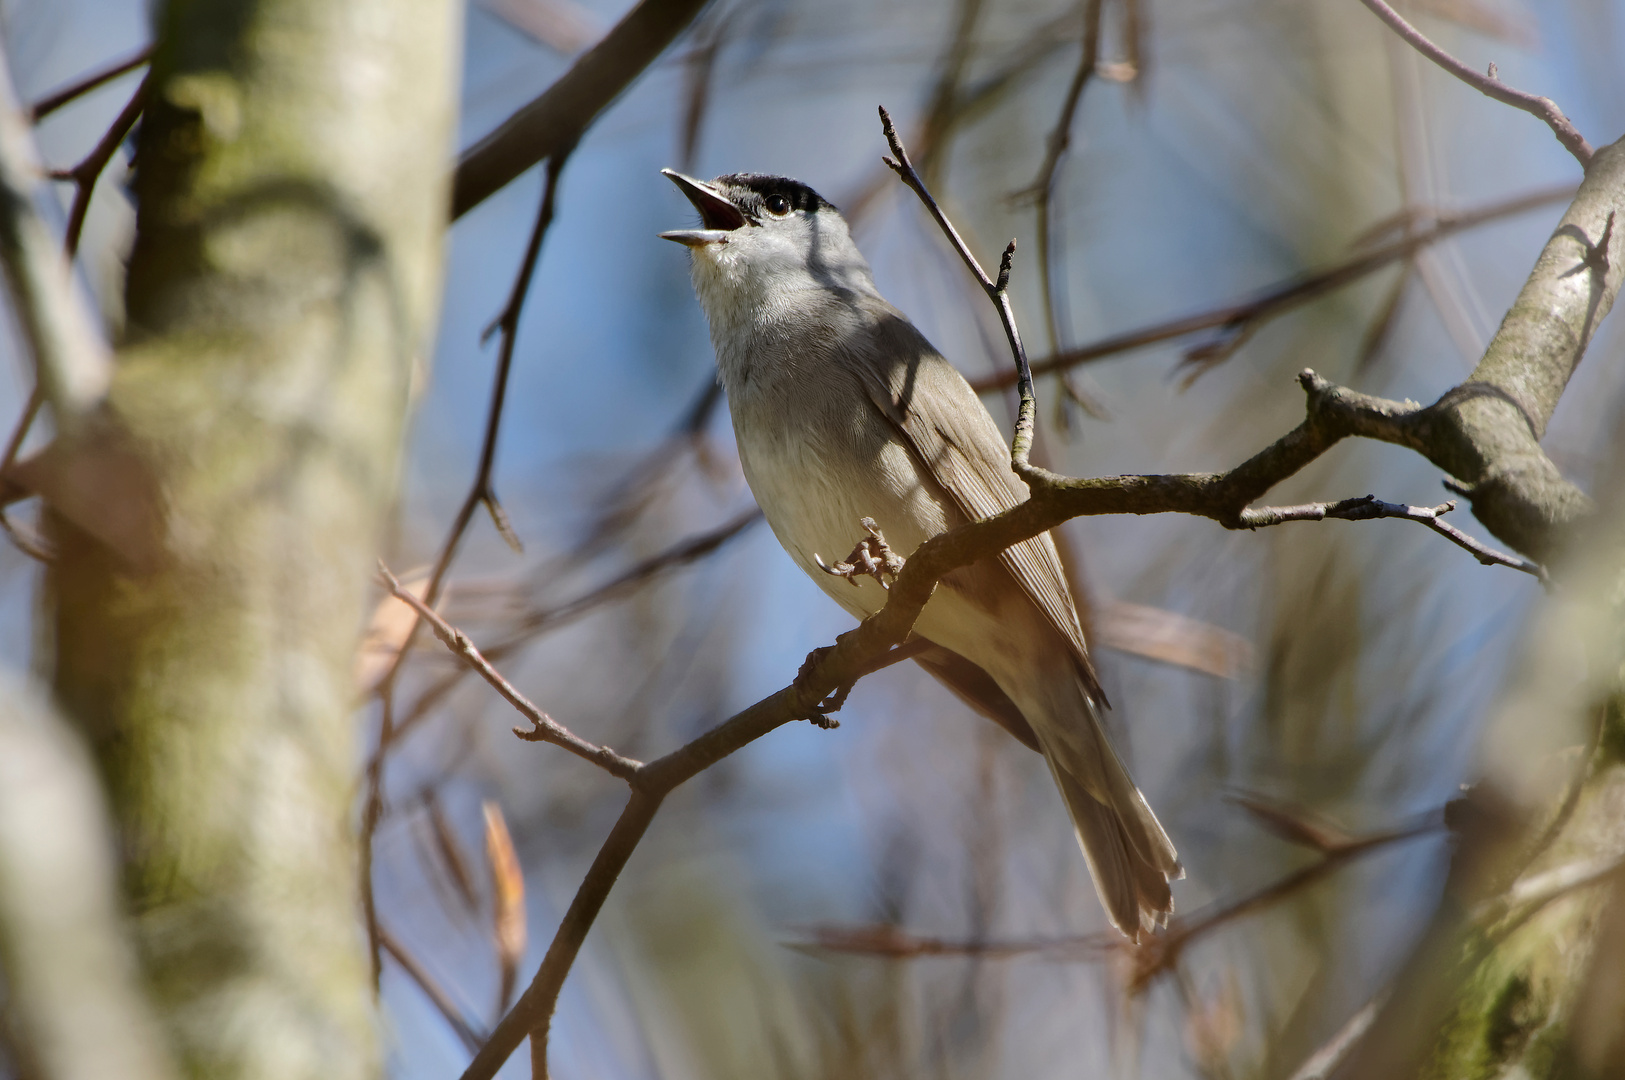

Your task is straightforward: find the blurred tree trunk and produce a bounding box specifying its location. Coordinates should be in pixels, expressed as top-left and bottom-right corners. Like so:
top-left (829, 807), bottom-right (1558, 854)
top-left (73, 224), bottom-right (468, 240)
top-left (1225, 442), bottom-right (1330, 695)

top-left (44, 0), bottom-right (458, 1075)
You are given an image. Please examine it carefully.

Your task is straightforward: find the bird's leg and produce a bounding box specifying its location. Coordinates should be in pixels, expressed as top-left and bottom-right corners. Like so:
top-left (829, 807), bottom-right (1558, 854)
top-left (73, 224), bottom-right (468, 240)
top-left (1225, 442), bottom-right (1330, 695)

top-left (816, 517), bottom-right (906, 590)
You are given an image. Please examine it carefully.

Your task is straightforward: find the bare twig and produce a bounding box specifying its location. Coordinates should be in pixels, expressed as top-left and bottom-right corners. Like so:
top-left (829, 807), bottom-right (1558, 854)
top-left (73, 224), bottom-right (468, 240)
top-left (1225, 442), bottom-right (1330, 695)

top-left (377, 562), bottom-right (641, 781)
top-left (0, 72), bottom-right (146, 560)
top-left (1353, 0), bottom-right (1593, 167)
top-left (455, 636), bottom-right (931, 1080)
top-left (1286, 995), bottom-right (1385, 1080)
top-left (1238, 495), bottom-right (1548, 583)
top-left (54, 73), bottom-right (149, 261)
top-left (970, 183), bottom-right (1577, 392)
top-left (915, 0), bottom-right (985, 190)
top-left (792, 811), bottom-right (1439, 994)
top-left (1012, 0), bottom-right (1103, 353)
top-left (880, 106), bottom-right (1039, 473)
top-left (1518, 703), bottom-right (1608, 872)
top-left (361, 154), bottom-right (573, 973)
top-left (433, 147), bottom-right (571, 603)
top-left (385, 508), bottom-right (761, 749)
top-left (452, 0), bottom-right (709, 218)
top-left (0, 388), bottom-right (45, 560)
top-left (1130, 817), bottom-right (1440, 990)
top-left (379, 925), bottom-right (487, 1053)
top-left (1475, 850), bottom-right (1625, 935)
top-left (675, 5), bottom-right (730, 171)
top-left (837, 5), bottom-right (1084, 225)
top-left (28, 46), bottom-right (153, 122)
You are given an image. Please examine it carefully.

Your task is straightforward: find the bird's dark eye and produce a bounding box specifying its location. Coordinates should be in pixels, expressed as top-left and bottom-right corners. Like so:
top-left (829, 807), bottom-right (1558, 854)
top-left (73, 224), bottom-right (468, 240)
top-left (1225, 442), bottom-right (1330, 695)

top-left (764, 193), bottom-right (792, 216)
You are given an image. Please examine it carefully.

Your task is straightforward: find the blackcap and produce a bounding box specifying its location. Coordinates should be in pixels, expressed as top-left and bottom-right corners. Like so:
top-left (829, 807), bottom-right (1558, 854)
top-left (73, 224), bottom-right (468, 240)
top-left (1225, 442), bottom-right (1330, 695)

top-left (661, 169), bottom-right (1180, 939)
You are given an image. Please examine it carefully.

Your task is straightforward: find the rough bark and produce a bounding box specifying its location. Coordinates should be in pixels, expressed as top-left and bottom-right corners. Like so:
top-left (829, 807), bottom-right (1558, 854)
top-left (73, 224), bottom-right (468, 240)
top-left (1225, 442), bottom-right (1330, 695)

top-left (45, 1), bottom-right (459, 1076)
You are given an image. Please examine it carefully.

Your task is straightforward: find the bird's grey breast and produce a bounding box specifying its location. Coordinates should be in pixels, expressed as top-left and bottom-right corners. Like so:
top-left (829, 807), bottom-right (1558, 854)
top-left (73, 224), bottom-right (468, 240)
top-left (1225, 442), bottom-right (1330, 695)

top-left (722, 300), bottom-right (956, 615)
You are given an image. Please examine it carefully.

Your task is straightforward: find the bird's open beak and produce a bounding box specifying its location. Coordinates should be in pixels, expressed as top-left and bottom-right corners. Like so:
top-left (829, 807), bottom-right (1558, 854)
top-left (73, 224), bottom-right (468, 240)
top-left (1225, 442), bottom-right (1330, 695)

top-left (660, 169), bottom-right (745, 246)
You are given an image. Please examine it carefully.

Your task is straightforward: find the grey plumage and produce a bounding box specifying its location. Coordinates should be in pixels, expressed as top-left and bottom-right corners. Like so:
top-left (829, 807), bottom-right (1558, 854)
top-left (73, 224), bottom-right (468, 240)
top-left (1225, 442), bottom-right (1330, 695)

top-left (662, 170), bottom-right (1180, 938)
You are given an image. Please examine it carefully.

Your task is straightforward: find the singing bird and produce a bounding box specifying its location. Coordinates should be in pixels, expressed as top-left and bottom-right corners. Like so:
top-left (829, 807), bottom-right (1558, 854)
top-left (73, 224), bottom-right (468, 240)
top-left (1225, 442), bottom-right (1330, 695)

top-left (661, 169), bottom-right (1180, 938)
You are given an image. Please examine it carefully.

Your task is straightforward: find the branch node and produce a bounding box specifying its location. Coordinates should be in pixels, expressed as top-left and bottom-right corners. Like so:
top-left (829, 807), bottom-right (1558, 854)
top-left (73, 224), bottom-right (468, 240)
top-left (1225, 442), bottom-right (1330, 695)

top-left (1581, 210), bottom-right (1615, 276)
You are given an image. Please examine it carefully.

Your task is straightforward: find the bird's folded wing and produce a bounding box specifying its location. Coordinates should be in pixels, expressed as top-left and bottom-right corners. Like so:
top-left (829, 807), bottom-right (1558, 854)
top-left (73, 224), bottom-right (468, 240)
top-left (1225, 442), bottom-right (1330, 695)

top-left (846, 311), bottom-right (1105, 703)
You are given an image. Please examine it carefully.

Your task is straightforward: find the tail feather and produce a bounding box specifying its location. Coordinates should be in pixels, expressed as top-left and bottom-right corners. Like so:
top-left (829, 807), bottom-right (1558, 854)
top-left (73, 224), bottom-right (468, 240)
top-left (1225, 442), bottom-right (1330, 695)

top-left (1047, 762), bottom-right (1174, 939)
top-left (1037, 696), bottom-right (1180, 940)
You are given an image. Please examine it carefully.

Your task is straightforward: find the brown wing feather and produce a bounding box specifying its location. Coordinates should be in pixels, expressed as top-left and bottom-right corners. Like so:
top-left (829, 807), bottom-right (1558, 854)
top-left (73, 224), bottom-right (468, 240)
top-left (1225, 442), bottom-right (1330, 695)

top-left (846, 311), bottom-right (1105, 702)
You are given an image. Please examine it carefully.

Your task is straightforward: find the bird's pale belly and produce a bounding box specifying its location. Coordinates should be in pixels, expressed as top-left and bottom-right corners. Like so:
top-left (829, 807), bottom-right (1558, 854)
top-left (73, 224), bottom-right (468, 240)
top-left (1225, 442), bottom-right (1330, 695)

top-left (735, 419), bottom-right (1034, 674)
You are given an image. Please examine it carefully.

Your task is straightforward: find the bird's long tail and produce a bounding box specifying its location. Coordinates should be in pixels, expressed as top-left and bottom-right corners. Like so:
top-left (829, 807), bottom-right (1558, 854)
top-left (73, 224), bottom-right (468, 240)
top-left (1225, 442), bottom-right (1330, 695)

top-left (1035, 688), bottom-right (1181, 940)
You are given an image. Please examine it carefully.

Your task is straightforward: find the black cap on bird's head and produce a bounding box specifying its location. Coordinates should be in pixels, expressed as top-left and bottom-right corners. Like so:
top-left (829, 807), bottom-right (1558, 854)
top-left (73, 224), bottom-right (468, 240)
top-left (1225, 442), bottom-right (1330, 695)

top-left (660, 169), bottom-right (838, 247)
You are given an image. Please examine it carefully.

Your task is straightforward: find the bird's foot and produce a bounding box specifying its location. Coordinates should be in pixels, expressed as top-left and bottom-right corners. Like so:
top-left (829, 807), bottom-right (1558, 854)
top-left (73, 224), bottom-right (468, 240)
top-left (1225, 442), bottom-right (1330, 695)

top-left (815, 517), bottom-right (905, 590)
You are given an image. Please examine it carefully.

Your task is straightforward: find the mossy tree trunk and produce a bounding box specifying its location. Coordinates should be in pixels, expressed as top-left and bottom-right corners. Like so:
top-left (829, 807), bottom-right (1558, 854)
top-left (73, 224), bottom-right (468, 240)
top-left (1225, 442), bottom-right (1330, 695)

top-left (46, 1), bottom-right (459, 1076)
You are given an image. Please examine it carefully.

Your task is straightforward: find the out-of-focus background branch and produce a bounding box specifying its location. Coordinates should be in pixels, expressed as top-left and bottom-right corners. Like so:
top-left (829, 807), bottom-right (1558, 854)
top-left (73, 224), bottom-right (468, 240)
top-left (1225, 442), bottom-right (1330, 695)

top-left (5, 0), bottom-right (1625, 1078)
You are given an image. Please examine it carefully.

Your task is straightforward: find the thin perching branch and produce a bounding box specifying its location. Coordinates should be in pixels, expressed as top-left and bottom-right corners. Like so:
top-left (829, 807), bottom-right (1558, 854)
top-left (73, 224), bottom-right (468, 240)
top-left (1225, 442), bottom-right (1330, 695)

top-left (1353, 0), bottom-right (1593, 167)
top-left (451, 101), bottom-right (1591, 1080)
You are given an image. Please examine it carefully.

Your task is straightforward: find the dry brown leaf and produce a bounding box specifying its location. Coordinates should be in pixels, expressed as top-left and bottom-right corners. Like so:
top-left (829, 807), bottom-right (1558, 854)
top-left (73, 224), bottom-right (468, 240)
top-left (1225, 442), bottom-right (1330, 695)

top-left (484, 800), bottom-right (527, 1014)
top-left (1183, 967), bottom-right (1245, 1070)
top-left (1094, 600), bottom-right (1254, 678)
top-left (354, 569), bottom-right (430, 691)
top-left (475, 0), bottom-right (603, 53)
